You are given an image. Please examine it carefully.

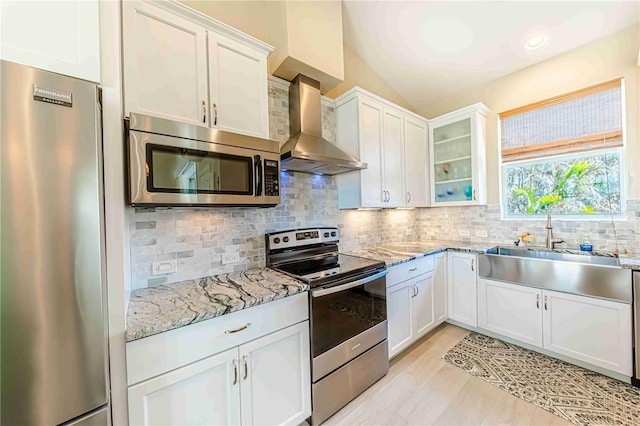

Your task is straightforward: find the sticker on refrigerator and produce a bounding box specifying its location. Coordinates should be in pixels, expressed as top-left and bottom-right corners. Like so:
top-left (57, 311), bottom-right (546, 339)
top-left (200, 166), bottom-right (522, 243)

top-left (33, 85), bottom-right (72, 107)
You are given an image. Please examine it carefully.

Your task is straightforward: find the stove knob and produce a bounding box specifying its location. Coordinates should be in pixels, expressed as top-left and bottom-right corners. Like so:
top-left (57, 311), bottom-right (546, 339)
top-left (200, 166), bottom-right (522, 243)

top-left (324, 232), bottom-right (330, 238)
top-left (331, 231), bottom-right (337, 237)
top-left (283, 236), bottom-right (290, 243)
top-left (274, 237), bottom-right (280, 244)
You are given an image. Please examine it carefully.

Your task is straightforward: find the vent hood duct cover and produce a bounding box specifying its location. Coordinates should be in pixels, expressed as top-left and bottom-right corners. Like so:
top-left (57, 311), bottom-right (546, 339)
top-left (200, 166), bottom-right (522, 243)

top-left (280, 74), bottom-right (366, 175)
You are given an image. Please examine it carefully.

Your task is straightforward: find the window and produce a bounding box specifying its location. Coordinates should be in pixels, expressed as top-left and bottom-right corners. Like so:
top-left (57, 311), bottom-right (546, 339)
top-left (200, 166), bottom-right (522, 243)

top-left (500, 79), bottom-right (624, 217)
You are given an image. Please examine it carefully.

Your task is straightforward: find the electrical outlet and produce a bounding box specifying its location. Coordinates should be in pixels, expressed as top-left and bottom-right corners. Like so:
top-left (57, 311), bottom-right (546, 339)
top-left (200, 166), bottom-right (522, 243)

top-left (222, 252), bottom-right (240, 264)
top-left (152, 259), bottom-right (177, 275)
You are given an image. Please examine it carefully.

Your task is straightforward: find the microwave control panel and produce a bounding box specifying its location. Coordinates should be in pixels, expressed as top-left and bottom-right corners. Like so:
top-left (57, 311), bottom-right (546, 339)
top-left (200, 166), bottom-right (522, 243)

top-left (264, 160), bottom-right (279, 197)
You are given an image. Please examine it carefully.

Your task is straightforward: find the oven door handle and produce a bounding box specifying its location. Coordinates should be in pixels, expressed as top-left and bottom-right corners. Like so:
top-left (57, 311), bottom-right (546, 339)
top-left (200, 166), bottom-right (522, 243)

top-left (311, 270), bottom-right (388, 298)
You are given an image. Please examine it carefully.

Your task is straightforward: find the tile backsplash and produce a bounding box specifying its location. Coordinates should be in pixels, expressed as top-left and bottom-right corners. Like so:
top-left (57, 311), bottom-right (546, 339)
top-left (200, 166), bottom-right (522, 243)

top-left (129, 78), bottom-right (640, 289)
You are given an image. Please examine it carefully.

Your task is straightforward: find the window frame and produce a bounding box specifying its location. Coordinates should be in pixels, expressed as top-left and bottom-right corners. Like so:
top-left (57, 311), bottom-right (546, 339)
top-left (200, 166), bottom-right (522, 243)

top-left (498, 78), bottom-right (627, 220)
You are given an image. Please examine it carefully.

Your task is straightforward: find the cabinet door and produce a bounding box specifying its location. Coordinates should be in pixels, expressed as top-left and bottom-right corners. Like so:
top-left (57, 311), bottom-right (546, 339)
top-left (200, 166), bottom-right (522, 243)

top-left (358, 98), bottom-right (385, 207)
top-left (413, 273), bottom-right (435, 338)
top-left (123, 0), bottom-right (208, 125)
top-left (478, 279), bottom-right (543, 348)
top-left (387, 280), bottom-right (414, 358)
top-left (0, 0), bottom-right (100, 82)
top-left (433, 253), bottom-right (448, 324)
top-left (128, 347), bottom-right (240, 426)
top-left (542, 290), bottom-right (632, 376)
top-left (382, 107), bottom-right (405, 207)
top-left (239, 321), bottom-right (311, 426)
top-left (447, 252), bottom-right (477, 327)
top-left (209, 32), bottom-right (269, 138)
top-left (404, 115), bottom-right (429, 207)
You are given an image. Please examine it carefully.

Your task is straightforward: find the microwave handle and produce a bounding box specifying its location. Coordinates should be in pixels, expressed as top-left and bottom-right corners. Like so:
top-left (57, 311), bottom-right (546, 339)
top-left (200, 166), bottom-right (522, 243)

top-left (254, 155), bottom-right (262, 196)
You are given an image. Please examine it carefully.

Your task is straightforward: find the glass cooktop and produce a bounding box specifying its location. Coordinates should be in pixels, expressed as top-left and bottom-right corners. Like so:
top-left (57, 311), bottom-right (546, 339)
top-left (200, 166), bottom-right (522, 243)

top-left (275, 254), bottom-right (385, 287)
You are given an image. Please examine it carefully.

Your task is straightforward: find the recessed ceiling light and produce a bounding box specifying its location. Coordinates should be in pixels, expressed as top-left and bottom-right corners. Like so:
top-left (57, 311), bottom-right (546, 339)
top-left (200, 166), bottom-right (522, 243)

top-left (525, 34), bottom-right (547, 50)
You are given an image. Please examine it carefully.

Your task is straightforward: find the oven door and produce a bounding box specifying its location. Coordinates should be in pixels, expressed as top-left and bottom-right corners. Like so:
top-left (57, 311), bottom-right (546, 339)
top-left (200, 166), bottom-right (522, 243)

top-left (128, 130), bottom-right (280, 206)
top-left (310, 269), bottom-right (388, 382)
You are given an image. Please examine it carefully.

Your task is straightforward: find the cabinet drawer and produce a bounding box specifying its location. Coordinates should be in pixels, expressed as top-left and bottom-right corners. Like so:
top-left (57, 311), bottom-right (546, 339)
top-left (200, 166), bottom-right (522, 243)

top-left (387, 255), bottom-right (435, 287)
top-left (126, 292), bottom-right (308, 385)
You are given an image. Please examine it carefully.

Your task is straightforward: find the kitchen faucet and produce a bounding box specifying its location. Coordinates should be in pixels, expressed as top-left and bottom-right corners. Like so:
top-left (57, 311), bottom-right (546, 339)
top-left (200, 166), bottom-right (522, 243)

top-left (545, 212), bottom-right (565, 249)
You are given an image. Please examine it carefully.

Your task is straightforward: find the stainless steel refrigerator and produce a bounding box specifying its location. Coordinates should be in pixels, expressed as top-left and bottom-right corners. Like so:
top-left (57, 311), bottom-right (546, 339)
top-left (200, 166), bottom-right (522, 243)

top-left (1, 60), bottom-right (109, 425)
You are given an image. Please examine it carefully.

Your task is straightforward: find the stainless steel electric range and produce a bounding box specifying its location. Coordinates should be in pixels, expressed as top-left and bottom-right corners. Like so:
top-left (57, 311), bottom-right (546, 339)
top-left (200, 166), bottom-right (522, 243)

top-left (266, 227), bottom-right (389, 425)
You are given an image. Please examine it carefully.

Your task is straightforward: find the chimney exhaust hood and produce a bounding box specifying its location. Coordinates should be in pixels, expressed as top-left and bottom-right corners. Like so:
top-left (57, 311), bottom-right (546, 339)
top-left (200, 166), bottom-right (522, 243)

top-left (280, 74), bottom-right (366, 175)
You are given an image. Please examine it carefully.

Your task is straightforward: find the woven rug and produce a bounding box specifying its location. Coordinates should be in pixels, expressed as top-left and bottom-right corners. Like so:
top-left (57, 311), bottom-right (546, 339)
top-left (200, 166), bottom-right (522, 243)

top-left (443, 332), bottom-right (640, 426)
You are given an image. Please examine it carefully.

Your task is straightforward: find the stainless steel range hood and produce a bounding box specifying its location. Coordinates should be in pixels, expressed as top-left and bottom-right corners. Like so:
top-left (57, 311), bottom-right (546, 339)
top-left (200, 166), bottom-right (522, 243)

top-left (280, 74), bottom-right (366, 175)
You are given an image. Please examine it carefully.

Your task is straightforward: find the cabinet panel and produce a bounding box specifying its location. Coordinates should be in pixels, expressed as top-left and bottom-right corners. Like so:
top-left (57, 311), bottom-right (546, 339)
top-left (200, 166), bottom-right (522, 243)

top-left (0, 0), bottom-right (100, 82)
top-left (478, 279), bottom-right (542, 348)
top-left (414, 273), bottom-right (435, 337)
top-left (123, 0), bottom-right (208, 125)
top-left (447, 252), bottom-right (477, 327)
top-left (542, 290), bottom-right (632, 376)
top-left (434, 253), bottom-right (448, 324)
top-left (404, 116), bottom-right (429, 207)
top-left (128, 347), bottom-right (241, 426)
top-left (382, 108), bottom-right (405, 207)
top-left (387, 280), bottom-right (414, 358)
top-left (358, 98), bottom-right (385, 207)
top-left (209, 33), bottom-right (268, 138)
top-left (239, 321), bottom-right (311, 426)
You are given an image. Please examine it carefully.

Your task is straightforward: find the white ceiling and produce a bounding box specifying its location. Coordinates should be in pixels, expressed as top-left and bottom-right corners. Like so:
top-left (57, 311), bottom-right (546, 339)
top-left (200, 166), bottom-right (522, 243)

top-left (342, 1), bottom-right (640, 111)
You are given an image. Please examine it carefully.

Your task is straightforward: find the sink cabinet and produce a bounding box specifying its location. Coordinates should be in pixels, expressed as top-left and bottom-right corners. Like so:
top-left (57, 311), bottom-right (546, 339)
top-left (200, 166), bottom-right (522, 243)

top-left (478, 278), bottom-right (632, 376)
top-left (429, 103), bottom-right (488, 206)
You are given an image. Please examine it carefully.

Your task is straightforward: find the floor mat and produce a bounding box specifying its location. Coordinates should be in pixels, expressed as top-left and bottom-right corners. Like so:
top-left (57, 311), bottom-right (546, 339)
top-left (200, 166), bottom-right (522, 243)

top-left (443, 332), bottom-right (640, 426)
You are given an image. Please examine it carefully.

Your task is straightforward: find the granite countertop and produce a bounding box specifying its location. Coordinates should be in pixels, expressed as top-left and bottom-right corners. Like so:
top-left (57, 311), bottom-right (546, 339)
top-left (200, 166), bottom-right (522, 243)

top-left (347, 240), bottom-right (640, 271)
top-left (346, 240), bottom-right (497, 267)
top-left (126, 268), bottom-right (308, 342)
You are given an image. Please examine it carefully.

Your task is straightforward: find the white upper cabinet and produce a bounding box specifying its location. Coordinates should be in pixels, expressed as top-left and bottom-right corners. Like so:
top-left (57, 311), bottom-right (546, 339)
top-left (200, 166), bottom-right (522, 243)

top-left (0, 0), bottom-right (100, 82)
top-left (382, 107), bottom-right (406, 207)
top-left (404, 116), bottom-right (430, 207)
top-left (123, 0), bottom-right (272, 137)
top-left (123, 0), bottom-right (209, 126)
top-left (335, 88), bottom-right (430, 209)
top-left (208, 32), bottom-right (269, 138)
top-left (429, 103), bottom-right (489, 206)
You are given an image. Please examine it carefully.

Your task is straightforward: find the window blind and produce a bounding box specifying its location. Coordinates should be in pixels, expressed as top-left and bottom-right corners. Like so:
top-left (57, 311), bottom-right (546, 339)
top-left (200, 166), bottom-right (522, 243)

top-left (500, 79), bottom-right (623, 163)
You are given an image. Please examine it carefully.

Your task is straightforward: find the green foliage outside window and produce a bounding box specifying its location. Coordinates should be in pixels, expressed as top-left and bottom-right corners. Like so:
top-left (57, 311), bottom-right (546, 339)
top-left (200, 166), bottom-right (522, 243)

top-left (504, 152), bottom-right (621, 216)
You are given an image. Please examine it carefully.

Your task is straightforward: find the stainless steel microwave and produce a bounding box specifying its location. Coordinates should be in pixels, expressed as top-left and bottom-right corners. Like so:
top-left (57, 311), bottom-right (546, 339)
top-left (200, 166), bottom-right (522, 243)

top-left (127, 113), bottom-right (281, 207)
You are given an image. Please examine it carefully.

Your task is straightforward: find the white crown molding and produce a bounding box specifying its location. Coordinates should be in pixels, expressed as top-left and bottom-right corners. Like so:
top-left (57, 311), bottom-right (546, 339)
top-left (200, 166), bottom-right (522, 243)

top-left (334, 86), bottom-right (428, 122)
top-left (154, 0), bottom-right (274, 54)
top-left (267, 75), bottom-right (291, 91)
top-left (321, 96), bottom-right (335, 108)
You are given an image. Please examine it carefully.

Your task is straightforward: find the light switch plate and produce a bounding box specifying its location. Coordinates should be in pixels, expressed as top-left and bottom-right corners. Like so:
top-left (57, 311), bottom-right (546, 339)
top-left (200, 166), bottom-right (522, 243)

top-left (152, 259), bottom-right (177, 275)
top-left (222, 252), bottom-right (240, 264)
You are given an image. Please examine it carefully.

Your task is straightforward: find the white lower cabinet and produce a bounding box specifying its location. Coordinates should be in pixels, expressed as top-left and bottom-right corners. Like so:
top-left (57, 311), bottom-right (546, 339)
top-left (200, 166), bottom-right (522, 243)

top-left (128, 347), bottom-right (241, 425)
top-left (542, 290), bottom-right (632, 376)
top-left (387, 255), bottom-right (447, 359)
top-left (478, 278), bottom-right (543, 348)
top-left (477, 278), bottom-right (632, 376)
top-left (447, 252), bottom-right (477, 327)
top-left (129, 321), bottom-right (310, 426)
top-left (433, 252), bottom-right (448, 323)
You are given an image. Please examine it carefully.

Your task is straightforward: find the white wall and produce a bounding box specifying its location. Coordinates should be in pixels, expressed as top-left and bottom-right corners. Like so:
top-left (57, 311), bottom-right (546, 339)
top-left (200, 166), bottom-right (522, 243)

top-left (417, 24), bottom-right (640, 204)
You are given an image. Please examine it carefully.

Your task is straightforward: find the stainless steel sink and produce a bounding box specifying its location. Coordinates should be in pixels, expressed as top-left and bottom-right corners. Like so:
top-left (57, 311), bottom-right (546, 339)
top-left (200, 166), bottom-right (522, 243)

top-left (479, 247), bottom-right (631, 303)
top-left (487, 247), bottom-right (620, 267)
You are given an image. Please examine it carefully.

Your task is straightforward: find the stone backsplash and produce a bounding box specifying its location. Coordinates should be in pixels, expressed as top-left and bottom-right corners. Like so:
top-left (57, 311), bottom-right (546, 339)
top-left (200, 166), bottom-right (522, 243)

top-left (128, 77), bottom-right (639, 289)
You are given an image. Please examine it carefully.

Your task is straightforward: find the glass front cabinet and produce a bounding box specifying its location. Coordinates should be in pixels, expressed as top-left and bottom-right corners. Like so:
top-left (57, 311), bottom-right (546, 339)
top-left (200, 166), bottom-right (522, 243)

top-left (429, 103), bottom-right (489, 206)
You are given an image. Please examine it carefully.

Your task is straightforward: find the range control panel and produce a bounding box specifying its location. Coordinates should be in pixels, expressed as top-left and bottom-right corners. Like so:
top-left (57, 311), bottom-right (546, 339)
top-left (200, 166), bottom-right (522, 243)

top-left (266, 227), bottom-right (339, 251)
top-left (264, 160), bottom-right (279, 197)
